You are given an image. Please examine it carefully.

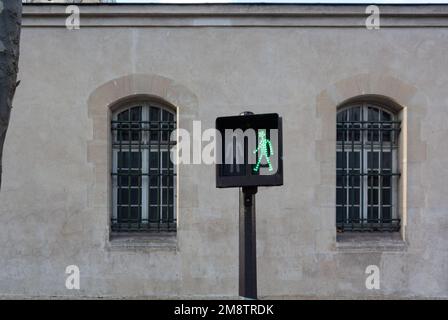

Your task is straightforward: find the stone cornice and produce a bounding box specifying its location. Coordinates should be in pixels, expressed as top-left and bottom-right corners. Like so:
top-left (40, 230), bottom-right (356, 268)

top-left (23, 4), bottom-right (448, 27)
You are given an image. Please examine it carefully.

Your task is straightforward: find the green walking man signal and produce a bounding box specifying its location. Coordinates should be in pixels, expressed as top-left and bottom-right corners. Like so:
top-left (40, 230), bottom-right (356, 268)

top-left (253, 129), bottom-right (274, 172)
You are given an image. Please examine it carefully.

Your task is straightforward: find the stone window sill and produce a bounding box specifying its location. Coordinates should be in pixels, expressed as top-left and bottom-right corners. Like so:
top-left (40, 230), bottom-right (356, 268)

top-left (336, 232), bottom-right (407, 252)
top-left (107, 232), bottom-right (177, 252)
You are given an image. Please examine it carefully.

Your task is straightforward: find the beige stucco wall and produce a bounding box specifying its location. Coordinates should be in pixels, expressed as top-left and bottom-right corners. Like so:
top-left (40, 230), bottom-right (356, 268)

top-left (0, 4), bottom-right (447, 298)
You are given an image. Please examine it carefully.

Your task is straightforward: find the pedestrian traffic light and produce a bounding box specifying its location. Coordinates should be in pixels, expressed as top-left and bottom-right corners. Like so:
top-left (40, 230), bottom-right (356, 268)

top-left (216, 113), bottom-right (283, 188)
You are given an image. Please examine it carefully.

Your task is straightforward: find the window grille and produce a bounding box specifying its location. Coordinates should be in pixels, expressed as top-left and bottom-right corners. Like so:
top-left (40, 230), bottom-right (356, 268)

top-left (111, 103), bottom-right (176, 232)
top-left (336, 103), bottom-right (401, 232)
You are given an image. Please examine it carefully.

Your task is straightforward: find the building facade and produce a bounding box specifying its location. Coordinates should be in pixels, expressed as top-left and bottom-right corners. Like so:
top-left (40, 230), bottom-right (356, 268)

top-left (0, 3), bottom-right (447, 298)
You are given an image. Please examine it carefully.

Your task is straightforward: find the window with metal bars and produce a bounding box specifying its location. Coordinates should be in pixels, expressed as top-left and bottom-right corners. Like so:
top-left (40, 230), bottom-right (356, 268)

top-left (336, 102), bottom-right (401, 232)
top-left (111, 102), bottom-right (176, 232)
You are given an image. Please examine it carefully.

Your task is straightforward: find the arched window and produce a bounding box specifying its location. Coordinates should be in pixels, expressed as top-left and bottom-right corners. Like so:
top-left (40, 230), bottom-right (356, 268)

top-left (336, 102), bottom-right (401, 232)
top-left (111, 102), bottom-right (176, 232)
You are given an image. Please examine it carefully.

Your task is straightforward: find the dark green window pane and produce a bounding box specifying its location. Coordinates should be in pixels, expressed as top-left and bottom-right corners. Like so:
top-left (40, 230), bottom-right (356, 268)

top-left (168, 206), bottom-right (175, 222)
top-left (337, 110), bottom-right (347, 122)
top-left (149, 206), bottom-right (158, 222)
top-left (117, 206), bottom-right (139, 221)
top-left (118, 152), bottom-right (141, 169)
top-left (349, 152), bottom-right (360, 169)
top-left (118, 189), bottom-right (139, 205)
top-left (368, 152), bottom-right (379, 169)
top-left (336, 207), bottom-right (345, 223)
top-left (150, 107), bottom-right (160, 121)
top-left (150, 152), bottom-right (159, 171)
top-left (382, 207), bottom-right (392, 221)
top-left (162, 109), bottom-right (170, 121)
top-left (368, 176), bottom-right (379, 187)
top-left (368, 107), bottom-right (380, 121)
top-left (350, 175), bottom-right (360, 187)
top-left (336, 174), bottom-right (343, 187)
top-left (368, 189), bottom-right (379, 205)
top-left (349, 188), bottom-right (360, 205)
top-left (118, 176), bottom-right (139, 187)
top-left (382, 188), bottom-right (391, 205)
top-left (337, 152), bottom-right (346, 169)
top-left (118, 109), bottom-right (129, 121)
top-left (382, 152), bottom-right (392, 170)
top-left (336, 188), bottom-right (346, 205)
top-left (149, 189), bottom-right (158, 204)
top-left (349, 207), bottom-right (360, 221)
top-left (383, 176), bottom-right (391, 187)
top-left (161, 207), bottom-right (168, 221)
top-left (149, 176), bottom-right (158, 188)
top-left (169, 188), bottom-right (174, 203)
top-left (337, 127), bottom-right (344, 141)
top-left (163, 189), bottom-right (168, 203)
top-left (161, 176), bottom-right (169, 187)
top-left (350, 107), bottom-right (361, 121)
top-left (367, 207), bottom-right (379, 221)
top-left (130, 106), bottom-right (142, 121)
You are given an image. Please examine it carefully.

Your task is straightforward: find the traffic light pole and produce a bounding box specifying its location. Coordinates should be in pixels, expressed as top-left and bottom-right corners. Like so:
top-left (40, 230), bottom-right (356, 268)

top-left (239, 186), bottom-right (258, 299)
top-left (216, 111), bottom-right (282, 300)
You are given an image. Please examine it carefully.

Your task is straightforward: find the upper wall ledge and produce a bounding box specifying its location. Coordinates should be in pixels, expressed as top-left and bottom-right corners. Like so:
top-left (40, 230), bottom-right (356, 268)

top-left (23, 4), bottom-right (448, 28)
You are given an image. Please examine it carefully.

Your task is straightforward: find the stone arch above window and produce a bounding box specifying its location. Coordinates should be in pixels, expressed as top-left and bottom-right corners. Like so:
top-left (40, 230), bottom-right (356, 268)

top-left (86, 74), bottom-right (198, 240)
top-left (337, 94), bottom-right (403, 114)
top-left (87, 73), bottom-right (198, 118)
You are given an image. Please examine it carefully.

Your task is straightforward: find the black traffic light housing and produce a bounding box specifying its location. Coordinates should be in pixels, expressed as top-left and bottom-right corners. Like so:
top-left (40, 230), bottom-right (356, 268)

top-left (216, 113), bottom-right (283, 188)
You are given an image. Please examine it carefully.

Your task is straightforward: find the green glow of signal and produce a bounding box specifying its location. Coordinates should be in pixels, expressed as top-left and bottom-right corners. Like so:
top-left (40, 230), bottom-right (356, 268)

top-left (253, 129), bottom-right (274, 172)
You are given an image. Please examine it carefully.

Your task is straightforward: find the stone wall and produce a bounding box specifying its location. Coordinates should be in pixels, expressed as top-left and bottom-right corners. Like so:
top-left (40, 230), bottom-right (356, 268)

top-left (0, 4), bottom-right (446, 299)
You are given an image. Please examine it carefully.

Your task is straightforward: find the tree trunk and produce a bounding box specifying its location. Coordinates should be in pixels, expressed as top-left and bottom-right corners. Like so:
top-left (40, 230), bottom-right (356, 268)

top-left (0, 1), bottom-right (22, 190)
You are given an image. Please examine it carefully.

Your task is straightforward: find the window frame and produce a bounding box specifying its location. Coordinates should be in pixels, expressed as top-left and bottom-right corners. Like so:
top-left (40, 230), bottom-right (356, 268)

top-left (110, 101), bottom-right (177, 233)
top-left (336, 102), bottom-right (401, 232)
